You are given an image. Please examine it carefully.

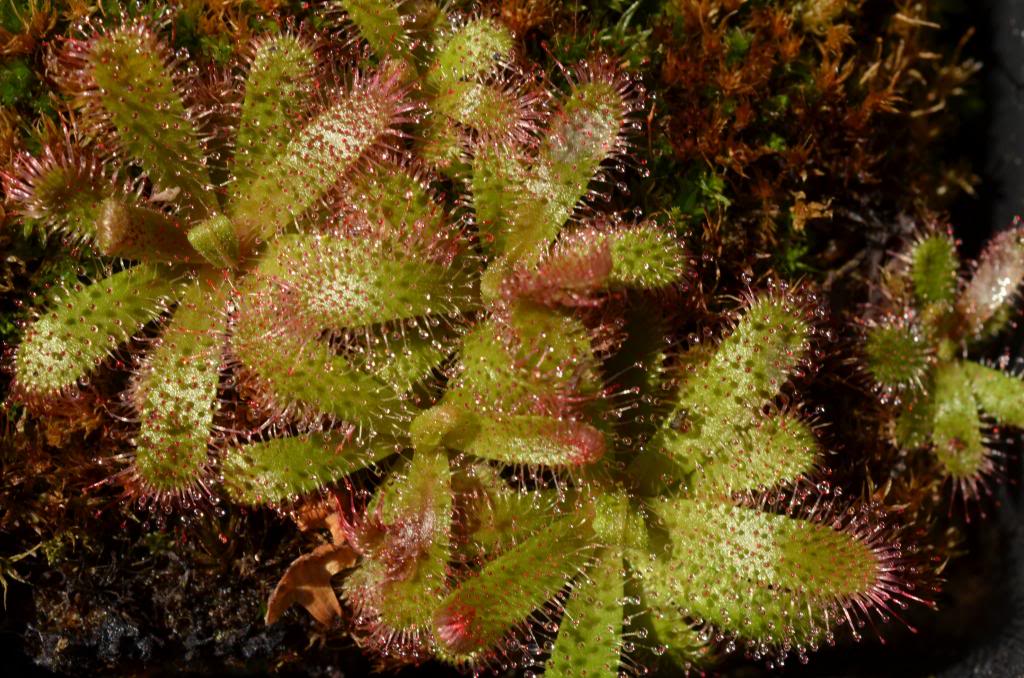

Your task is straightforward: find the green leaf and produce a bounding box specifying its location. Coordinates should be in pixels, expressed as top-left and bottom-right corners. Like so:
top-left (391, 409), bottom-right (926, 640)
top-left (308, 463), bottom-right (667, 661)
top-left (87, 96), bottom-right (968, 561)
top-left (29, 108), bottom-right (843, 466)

top-left (503, 224), bottom-right (686, 304)
top-left (231, 293), bottom-right (413, 430)
top-left (339, 0), bottom-right (409, 60)
top-left (539, 78), bottom-right (623, 201)
top-left (223, 432), bottom-right (400, 504)
top-left (963, 360), bottom-right (1024, 428)
top-left (443, 304), bottom-right (602, 420)
top-left (360, 327), bottom-right (459, 395)
top-left (231, 33), bottom-right (316, 204)
top-left (545, 546), bottom-right (624, 678)
top-left (88, 26), bottom-right (215, 220)
top-left (14, 263), bottom-right (183, 399)
top-left (909, 234), bottom-right (959, 309)
top-left (346, 163), bottom-right (448, 240)
top-left (432, 511), bottom-right (594, 659)
top-left (642, 599), bottom-right (713, 672)
top-left (231, 64), bottom-right (406, 243)
top-left (427, 18), bottom-right (513, 89)
top-left (893, 391), bottom-right (935, 449)
top-left (419, 114), bottom-right (469, 176)
top-left (958, 226), bottom-right (1024, 339)
top-left (133, 279), bottom-right (225, 494)
top-left (676, 294), bottom-right (811, 413)
top-left (931, 362), bottom-right (987, 479)
top-left (95, 198), bottom-right (195, 262)
top-left (692, 292), bottom-right (811, 409)
top-left (7, 144), bottom-right (109, 245)
top-left (434, 80), bottom-right (527, 142)
top-left (470, 147), bottom-right (530, 258)
top-left (863, 322), bottom-right (931, 392)
top-left (187, 213), bottom-right (240, 269)
top-left (654, 294), bottom-right (817, 489)
top-left (606, 226), bottom-right (686, 288)
top-left (504, 78), bottom-right (628, 262)
top-left (343, 447), bottom-right (451, 637)
top-left (257, 232), bottom-right (475, 330)
top-left (452, 464), bottom-right (560, 559)
top-left (683, 413), bottom-right (821, 497)
top-left (459, 413), bottom-right (607, 466)
top-left (646, 499), bottom-right (882, 646)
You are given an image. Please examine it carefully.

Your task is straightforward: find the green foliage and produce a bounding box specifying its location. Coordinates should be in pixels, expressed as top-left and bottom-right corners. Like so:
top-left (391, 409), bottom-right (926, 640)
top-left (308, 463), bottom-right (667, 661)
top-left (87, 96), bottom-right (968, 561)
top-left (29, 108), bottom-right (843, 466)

top-left (229, 62), bottom-right (407, 245)
top-left (0, 58), bottom-right (33, 106)
top-left (13, 263), bottom-right (183, 399)
top-left (132, 279), bottom-right (225, 494)
top-left (427, 17), bottom-right (513, 88)
top-left (544, 546), bottom-right (625, 678)
top-left (652, 294), bottom-right (819, 495)
top-left (910, 234), bottom-right (959, 309)
top-left (645, 499), bottom-right (880, 646)
top-left (9, 23), bottom-right (410, 499)
top-left (84, 25), bottom-right (216, 220)
top-left (962, 361), bottom-right (1024, 427)
top-left (223, 432), bottom-right (398, 504)
top-left (279, 13), bottom-right (911, 665)
top-left (432, 513), bottom-right (594, 658)
top-left (230, 33), bottom-right (316, 202)
top-left (337, 0), bottom-right (407, 59)
top-left (342, 447), bottom-right (453, 661)
top-left (863, 323), bottom-right (931, 391)
top-left (385, 276), bottom-right (912, 673)
top-left (549, 0), bottom-right (657, 70)
top-left (7, 7), bottom-right (927, 677)
top-left (864, 227), bottom-right (1024, 490)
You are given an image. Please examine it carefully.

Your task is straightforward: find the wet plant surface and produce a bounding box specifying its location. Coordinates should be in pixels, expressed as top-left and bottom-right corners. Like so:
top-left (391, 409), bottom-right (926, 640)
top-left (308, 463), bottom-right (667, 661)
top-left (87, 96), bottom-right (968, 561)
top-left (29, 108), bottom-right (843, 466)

top-left (1, 1), bottom-right (1023, 677)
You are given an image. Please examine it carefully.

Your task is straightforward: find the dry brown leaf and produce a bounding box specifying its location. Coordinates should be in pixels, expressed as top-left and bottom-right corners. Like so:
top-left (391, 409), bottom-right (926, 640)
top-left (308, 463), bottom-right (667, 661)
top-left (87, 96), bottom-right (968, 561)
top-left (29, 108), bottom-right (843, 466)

top-left (265, 542), bottom-right (356, 626)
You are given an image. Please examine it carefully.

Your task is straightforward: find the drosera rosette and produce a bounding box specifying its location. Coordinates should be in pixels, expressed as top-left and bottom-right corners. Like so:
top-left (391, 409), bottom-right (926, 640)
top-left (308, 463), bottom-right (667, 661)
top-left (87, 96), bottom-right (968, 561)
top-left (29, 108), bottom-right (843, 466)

top-left (252, 23), bottom-right (666, 671)
top-left (497, 286), bottom-right (934, 676)
top-left (3, 18), bottom-right (421, 506)
top-left (227, 1), bottom-right (653, 514)
top-left (251, 20), bottom-right (935, 671)
top-left (861, 222), bottom-right (1024, 503)
top-left (265, 284), bottom-right (936, 676)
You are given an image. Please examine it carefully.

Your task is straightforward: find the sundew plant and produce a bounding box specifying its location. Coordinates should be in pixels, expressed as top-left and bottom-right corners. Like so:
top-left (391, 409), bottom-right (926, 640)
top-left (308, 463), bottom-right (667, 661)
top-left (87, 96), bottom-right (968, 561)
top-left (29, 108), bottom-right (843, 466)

top-left (6, 17), bottom-right (416, 504)
top-left (863, 225), bottom-right (1024, 503)
top-left (0, 2), bottom-right (967, 677)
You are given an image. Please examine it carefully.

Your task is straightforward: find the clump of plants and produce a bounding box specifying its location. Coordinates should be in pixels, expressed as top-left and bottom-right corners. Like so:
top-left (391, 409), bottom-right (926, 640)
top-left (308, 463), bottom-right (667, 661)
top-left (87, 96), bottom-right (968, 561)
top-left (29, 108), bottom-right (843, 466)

top-left (863, 225), bottom-right (1024, 502)
top-left (0, 1), bottom-right (1007, 677)
top-left (225, 5), bottom-right (930, 676)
